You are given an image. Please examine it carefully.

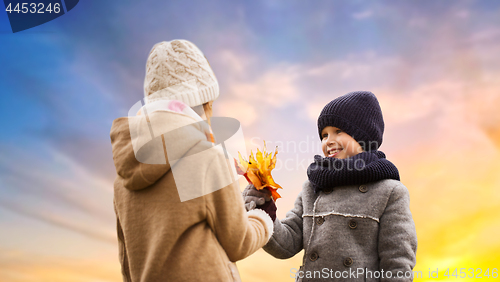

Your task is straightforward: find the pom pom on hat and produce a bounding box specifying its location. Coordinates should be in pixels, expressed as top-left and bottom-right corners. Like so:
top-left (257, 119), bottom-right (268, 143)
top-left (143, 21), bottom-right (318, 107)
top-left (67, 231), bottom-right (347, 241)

top-left (143, 40), bottom-right (219, 107)
top-left (317, 91), bottom-right (384, 151)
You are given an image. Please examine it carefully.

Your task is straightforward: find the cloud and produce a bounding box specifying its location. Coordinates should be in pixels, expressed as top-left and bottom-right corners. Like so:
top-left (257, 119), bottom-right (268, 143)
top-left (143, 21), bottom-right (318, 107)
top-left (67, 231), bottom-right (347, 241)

top-left (408, 17), bottom-right (428, 28)
top-left (455, 9), bottom-right (470, 19)
top-left (352, 10), bottom-right (373, 20)
top-left (302, 51), bottom-right (401, 89)
top-left (375, 80), bottom-right (463, 124)
top-left (213, 48), bottom-right (300, 108)
top-left (468, 27), bottom-right (500, 44)
top-left (304, 101), bottom-right (323, 122)
top-left (228, 66), bottom-right (300, 107)
top-left (462, 82), bottom-right (500, 149)
top-left (209, 49), bottom-right (301, 126)
top-left (0, 144), bottom-right (116, 243)
top-left (0, 200), bottom-right (116, 244)
top-left (212, 49), bottom-right (256, 78)
top-left (215, 100), bottom-right (258, 127)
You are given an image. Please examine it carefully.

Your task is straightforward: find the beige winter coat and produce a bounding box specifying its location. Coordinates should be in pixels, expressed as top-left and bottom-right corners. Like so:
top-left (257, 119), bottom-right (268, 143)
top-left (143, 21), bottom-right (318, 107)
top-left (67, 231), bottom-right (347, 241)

top-left (110, 109), bottom-right (274, 282)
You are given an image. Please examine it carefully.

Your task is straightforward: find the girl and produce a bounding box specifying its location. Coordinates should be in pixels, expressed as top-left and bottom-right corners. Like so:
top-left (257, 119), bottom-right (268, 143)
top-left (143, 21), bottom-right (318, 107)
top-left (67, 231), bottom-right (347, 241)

top-left (111, 40), bottom-right (274, 282)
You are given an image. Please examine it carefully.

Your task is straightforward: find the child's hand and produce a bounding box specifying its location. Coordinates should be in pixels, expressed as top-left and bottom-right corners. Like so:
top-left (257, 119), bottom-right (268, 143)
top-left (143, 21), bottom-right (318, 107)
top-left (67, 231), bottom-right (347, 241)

top-left (242, 184), bottom-right (277, 221)
top-left (242, 184), bottom-right (272, 211)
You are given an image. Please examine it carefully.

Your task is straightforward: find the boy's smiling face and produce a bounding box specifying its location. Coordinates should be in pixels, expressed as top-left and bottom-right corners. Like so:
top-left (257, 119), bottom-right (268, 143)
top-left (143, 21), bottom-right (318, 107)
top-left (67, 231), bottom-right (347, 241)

top-left (321, 126), bottom-right (363, 159)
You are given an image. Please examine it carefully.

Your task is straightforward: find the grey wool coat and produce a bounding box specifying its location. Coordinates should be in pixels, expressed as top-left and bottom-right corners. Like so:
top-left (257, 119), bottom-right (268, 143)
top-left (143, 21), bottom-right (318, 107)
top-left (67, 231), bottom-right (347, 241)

top-left (263, 179), bottom-right (417, 282)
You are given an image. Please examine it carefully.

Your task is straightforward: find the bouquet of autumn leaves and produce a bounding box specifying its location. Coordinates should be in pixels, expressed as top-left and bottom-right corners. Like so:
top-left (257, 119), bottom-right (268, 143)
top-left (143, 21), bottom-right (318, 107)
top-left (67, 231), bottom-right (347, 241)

top-left (234, 142), bottom-right (283, 201)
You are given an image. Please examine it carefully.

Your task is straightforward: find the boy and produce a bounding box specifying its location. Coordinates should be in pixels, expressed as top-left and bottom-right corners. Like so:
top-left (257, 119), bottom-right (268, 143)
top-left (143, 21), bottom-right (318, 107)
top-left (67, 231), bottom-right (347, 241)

top-left (245, 91), bottom-right (417, 281)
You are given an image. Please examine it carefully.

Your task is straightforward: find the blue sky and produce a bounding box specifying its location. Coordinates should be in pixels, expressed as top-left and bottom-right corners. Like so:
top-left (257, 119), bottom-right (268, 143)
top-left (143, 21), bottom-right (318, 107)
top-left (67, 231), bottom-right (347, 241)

top-left (1, 0), bottom-right (500, 281)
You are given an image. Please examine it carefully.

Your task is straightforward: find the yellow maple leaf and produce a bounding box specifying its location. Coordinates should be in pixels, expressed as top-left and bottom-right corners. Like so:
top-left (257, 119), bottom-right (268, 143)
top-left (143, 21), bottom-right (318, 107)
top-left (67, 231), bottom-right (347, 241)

top-left (234, 141), bottom-right (282, 201)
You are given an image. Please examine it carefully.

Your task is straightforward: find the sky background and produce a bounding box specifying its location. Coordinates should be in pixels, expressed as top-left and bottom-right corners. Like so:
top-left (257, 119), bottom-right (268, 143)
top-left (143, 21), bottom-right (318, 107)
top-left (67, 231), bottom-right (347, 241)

top-left (1, 0), bottom-right (500, 281)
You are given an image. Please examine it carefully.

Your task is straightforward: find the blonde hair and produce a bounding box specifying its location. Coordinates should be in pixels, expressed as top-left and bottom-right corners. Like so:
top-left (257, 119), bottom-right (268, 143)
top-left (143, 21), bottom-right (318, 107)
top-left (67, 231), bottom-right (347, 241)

top-left (203, 101), bottom-right (213, 126)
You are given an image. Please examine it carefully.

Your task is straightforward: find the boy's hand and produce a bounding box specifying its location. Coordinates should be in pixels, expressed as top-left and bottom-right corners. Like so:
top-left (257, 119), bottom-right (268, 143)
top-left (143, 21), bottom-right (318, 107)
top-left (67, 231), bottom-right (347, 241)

top-left (242, 184), bottom-right (272, 211)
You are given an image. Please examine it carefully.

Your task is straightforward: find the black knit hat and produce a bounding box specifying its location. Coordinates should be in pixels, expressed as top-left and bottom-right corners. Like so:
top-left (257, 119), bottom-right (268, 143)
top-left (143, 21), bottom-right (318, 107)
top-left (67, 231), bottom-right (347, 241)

top-left (317, 91), bottom-right (384, 151)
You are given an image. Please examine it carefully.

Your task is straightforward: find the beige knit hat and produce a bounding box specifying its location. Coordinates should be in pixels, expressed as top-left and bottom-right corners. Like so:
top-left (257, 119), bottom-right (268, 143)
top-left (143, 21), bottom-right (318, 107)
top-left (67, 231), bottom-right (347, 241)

top-left (143, 40), bottom-right (219, 107)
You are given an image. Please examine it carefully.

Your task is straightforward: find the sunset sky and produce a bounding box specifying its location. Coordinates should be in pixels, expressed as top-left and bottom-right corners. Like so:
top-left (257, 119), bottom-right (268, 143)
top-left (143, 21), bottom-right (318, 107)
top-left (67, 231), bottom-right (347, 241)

top-left (1, 0), bottom-right (500, 281)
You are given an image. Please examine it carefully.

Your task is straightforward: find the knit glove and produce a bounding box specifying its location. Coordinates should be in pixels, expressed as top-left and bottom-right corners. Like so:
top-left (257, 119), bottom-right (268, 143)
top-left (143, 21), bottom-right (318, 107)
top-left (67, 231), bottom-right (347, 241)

top-left (242, 184), bottom-right (277, 221)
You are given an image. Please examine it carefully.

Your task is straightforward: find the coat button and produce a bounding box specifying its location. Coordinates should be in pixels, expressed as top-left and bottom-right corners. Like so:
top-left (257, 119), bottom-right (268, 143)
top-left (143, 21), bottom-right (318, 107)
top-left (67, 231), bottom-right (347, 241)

top-left (343, 257), bottom-right (353, 267)
top-left (359, 185), bottom-right (368, 193)
top-left (316, 217), bottom-right (325, 225)
top-left (323, 187), bottom-right (333, 194)
top-left (348, 219), bottom-right (357, 229)
top-left (309, 252), bottom-right (319, 261)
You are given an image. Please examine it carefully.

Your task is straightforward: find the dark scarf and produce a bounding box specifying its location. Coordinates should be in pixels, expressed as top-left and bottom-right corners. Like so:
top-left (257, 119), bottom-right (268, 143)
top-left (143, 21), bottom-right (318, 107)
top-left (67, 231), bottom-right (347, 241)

top-left (307, 150), bottom-right (400, 193)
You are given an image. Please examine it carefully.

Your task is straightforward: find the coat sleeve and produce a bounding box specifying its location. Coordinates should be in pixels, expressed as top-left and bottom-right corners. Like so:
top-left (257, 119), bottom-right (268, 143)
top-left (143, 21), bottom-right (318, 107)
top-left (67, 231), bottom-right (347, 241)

top-left (204, 155), bottom-right (274, 262)
top-left (378, 182), bottom-right (418, 281)
top-left (262, 191), bottom-right (304, 259)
